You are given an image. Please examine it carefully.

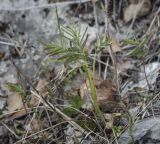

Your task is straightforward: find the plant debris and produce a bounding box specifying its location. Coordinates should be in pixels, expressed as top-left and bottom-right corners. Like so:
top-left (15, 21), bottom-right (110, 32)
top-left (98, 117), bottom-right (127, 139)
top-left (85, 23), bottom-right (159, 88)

top-left (0, 0), bottom-right (160, 143)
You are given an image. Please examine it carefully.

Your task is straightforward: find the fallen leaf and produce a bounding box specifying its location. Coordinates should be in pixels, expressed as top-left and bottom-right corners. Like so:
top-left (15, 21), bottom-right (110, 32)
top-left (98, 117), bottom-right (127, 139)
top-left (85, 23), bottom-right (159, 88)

top-left (80, 81), bottom-right (93, 110)
top-left (111, 38), bottom-right (121, 53)
top-left (80, 72), bottom-right (103, 110)
top-left (36, 78), bottom-right (48, 94)
top-left (80, 72), bottom-right (102, 99)
top-left (3, 84), bottom-right (28, 119)
top-left (80, 72), bottom-right (117, 111)
top-left (30, 79), bottom-right (48, 106)
top-left (99, 101), bottom-right (126, 113)
top-left (102, 37), bottom-right (121, 53)
top-left (124, 0), bottom-right (151, 23)
top-left (6, 91), bottom-right (23, 112)
top-left (96, 79), bottom-right (117, 104)
top-left (9, 108), bottom-right (29, 120)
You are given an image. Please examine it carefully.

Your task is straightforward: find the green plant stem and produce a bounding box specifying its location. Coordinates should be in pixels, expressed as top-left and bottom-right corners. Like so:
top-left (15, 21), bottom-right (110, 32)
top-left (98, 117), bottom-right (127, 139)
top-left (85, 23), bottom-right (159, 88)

top-left (93, 50), bottom-right (97, 75)
top-left (84, 64), bottom-right (101, 116)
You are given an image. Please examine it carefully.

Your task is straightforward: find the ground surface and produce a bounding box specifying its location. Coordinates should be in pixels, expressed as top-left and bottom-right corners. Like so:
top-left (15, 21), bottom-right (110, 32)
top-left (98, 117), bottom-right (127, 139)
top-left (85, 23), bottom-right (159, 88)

top-left (0, 0), bottom-right (160, 143)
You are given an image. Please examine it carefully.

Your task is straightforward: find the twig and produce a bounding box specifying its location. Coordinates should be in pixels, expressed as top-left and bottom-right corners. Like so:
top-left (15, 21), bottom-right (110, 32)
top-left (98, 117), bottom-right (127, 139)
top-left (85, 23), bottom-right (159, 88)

top-left (105, 0), bottom-right (121, 96)
top-left (98, 52), bottom-right (102, 76)
top-left (83, 126), bottom-right (110, 143)
top-left (103, 57), bottom-right (109, 80)
top-left (89, 55), bottom-right (107, 66)
top-left (142, 59), bottom-right (151, 90)
top-left (11, 58), bottom-right (89, 132)
top-left (1, 122), bottom-right (20, 139)
top-left (21, 100), bottom-right (41, 143)
top-left (0, 41), bottom-right (15, 46)
top-left (11, 58), bottom-right (91, 138)
top-left (136, 91), bottom-right (160, 118)
top-left (45, 107), bottom-right (58, 140)
top-left (16, 121), bottom-right (69, 143)
top-left (80, 131), bottom-right (93, 144)
top-left (31, 91), bottom-right (89, 135)
top-left (0, 0), bottom-right (91, 11)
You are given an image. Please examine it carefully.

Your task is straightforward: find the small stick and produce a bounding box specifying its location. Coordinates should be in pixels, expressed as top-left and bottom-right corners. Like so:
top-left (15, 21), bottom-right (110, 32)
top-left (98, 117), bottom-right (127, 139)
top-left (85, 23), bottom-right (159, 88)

top-left (142, 60), bottom-right (151, 90)
top-left (11, 58), bottom-right (94, 139)
top-left (103, 57), bottom-right (109, 80)
top-left (104, 0), bottom-right (121, 97)
top-left (0, 0), bottom-right (91, 11)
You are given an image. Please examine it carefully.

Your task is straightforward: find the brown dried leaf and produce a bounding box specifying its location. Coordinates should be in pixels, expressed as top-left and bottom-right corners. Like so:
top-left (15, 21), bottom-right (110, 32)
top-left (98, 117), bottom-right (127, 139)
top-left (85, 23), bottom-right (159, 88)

top-left (124, 0), bottom-right (151, 23)
top-left (111, 38), bottom-right (121, 53)
top-left (9, 108), bottom-right (29, 120)
top-left (99, 101), bottom-right (126, 113)
top-left (3, 87), bottom-right (28, 119)
top-left (80, 82), bottom-right (93, 110)
top-left (96, 80), bottom-right (116, 104)
top-left (7, 91), bottom-right (23, 112)
top-left (80, 72), bottom-right (102, 98)
top-left (80, 73), bottom-right (117, 111)
top-left (102, 37), bottom-right (121, 53)
top-left (30, 79), bottom-right (48, 106)
top-left (36, 79), bottom-right (48, 94)
top-left (80, 82), bottom-right (88, 100)
top-left (80, 72), bottom-right (103, 110)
